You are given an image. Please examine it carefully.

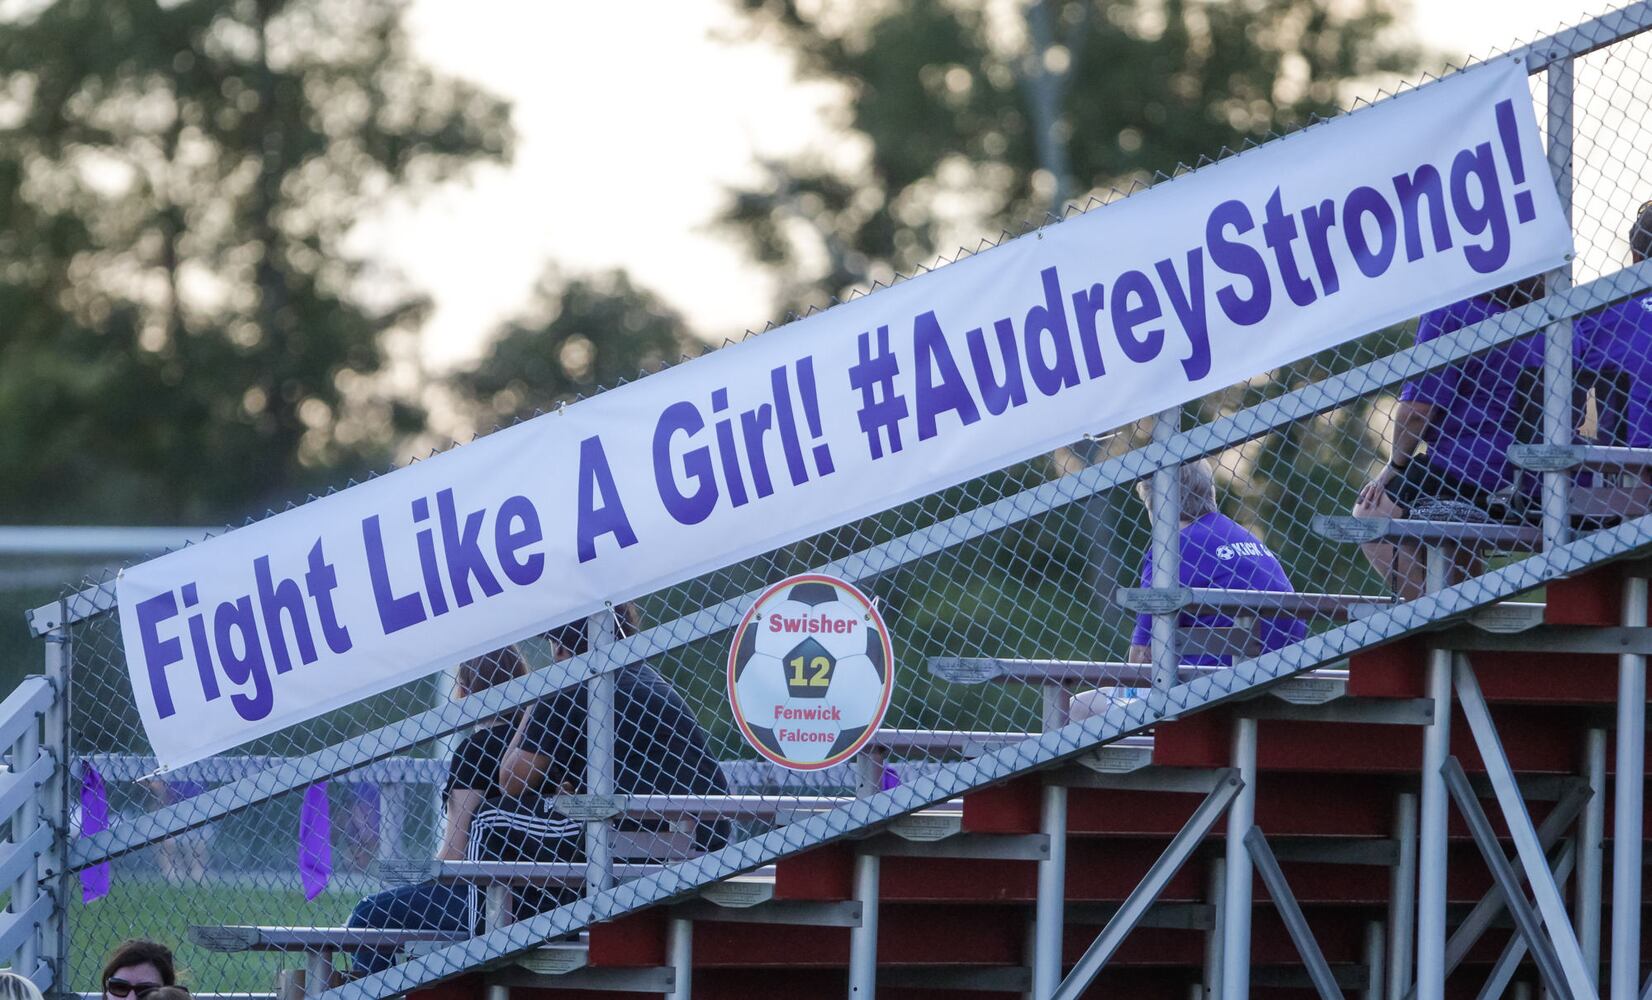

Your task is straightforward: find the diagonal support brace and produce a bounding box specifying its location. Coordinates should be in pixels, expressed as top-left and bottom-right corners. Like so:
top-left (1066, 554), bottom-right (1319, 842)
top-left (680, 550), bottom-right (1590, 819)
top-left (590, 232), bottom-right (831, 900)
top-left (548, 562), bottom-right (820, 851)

top-left (1051, 769), bottom-right (1242, 1000)
top-left (1441, 756), bottom-right (1575, 1000)
top-left (1453, 657), bottom-right (1598, 999)
top-left (1245, 827), bottom-right (1346, 1000)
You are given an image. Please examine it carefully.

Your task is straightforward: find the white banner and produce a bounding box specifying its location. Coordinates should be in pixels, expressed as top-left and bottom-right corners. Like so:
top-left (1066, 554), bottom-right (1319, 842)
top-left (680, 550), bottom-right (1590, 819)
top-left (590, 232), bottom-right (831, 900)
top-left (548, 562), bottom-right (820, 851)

top-left (118, 57), bottom-right (1569, 769)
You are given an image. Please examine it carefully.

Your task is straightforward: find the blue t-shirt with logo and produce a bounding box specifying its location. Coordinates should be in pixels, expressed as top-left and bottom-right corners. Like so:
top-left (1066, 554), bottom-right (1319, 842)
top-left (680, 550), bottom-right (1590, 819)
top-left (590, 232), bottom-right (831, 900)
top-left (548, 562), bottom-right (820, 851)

top-left (1400, 294), bottom-right (1538, 493)
top-left (1130, 512), bottom-right (1307, 664)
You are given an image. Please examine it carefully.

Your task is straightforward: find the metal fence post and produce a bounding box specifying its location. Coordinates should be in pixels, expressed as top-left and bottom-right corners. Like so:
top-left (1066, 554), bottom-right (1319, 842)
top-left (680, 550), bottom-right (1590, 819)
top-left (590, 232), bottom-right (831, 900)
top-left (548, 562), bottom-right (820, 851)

top-left (586, 608), bottom-right (617, 894)
top-left (39, 616), bottom-right (67, 993)
top-left (1575, 726), bottom-right (1607, 990)
top-left (1219, 717), bottom-right (1257, 1000)
top-left (1611, 572), bottom-right (1647, 1000)
top-left (1150, 407), bottom-right (1182, 691)
top-left (1541, 56), bottom-right (1575, 552)
top-left (1385, 791), bottom-right (1417, 1000)
top-left (1415, 551), bottom-right (1452, 1000)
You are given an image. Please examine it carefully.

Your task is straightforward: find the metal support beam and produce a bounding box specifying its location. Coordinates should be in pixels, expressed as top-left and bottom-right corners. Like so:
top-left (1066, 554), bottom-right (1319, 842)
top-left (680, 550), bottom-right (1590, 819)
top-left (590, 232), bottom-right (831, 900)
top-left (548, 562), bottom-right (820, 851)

top-left (1205, 857), bottom-right (1226, 1000)
top-left (1244, 828), bottom-right (1346, 1000)
top-left (585, 610), bottom-right (617, 895)
top-left (666, 916), bottom-right (692, 1000)
top-left (1416, 636), bottom-right (1453, 998)
top-left (1032, 785), bottom-right (1068, 1000)
top-left (1454, 658), bottom-right (1596, 999)
top-left (1052, 770), bottom-right (1242, 1000)
top-left (1221, 718), bottom-right (1258, 1000)
top-left (1150, 406), bottom-right (1181, 691)
top-left (1387, 792), bottom-right (1417, 1000)
top-left (1365, 920), bottom-right (1385, 1000)
top-left (1613, 572), bottom-right (1648, 1000)
top-left (1237, 698), bottom-right (1433, 727)
top-left (1441, 757), bottom-right (1572, 1000)
top-left (1575, 727), bottom-right (1607, 991)
top-left (848, 853), bottom-right (880, 998)
top-left (1541, 55), bottom-right (1575, 553)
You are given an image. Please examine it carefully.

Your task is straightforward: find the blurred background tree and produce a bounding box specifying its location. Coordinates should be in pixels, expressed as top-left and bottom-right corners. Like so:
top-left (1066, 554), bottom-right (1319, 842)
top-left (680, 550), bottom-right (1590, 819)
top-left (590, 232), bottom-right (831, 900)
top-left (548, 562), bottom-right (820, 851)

top-left (0, 0), bottom-right (512, 526)
top-left (445, 267), bottom-right (701, 433)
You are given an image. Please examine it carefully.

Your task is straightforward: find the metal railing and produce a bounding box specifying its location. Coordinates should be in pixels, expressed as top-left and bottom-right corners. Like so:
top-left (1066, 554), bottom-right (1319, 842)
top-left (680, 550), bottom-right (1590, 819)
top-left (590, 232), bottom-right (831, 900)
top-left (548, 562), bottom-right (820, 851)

top-left (26, 3), bottom-right (1652, 997)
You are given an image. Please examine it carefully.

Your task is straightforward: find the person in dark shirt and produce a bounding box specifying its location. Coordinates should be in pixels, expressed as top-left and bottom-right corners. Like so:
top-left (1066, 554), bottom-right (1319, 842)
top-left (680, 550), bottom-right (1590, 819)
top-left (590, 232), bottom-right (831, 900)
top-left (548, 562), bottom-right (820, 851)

top-left (498, 604), bottom-right (731, 854)
top-left (347, 646), bottom-right (552, 975)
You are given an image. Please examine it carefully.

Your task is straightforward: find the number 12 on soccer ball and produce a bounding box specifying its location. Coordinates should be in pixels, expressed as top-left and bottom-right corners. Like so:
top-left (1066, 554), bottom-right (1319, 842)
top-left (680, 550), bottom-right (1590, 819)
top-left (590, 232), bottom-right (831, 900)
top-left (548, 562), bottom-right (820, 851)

top-left (788, 654), bottom-right (832, 693)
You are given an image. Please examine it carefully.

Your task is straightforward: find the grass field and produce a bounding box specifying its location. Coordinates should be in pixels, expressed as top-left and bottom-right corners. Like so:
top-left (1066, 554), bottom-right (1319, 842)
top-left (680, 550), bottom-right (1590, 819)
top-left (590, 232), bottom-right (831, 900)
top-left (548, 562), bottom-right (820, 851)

top-left (67, 879), bottom-right (357, 994)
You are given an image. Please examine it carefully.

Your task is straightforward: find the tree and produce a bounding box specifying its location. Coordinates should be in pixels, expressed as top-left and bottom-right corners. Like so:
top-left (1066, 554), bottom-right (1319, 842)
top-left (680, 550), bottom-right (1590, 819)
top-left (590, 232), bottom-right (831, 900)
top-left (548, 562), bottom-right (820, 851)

top-left (0, 0), bottom-right (512, 525)
top-left (724, 0), bottom-right (1420, 310)
top-left (445, 268), bottom-right (701, 434)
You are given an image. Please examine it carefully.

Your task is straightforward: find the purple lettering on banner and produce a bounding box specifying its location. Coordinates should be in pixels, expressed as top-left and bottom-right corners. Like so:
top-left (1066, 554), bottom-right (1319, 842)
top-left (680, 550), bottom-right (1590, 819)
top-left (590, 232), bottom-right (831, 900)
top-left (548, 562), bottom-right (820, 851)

top-left (1068, 283), bottom-right (1108, 380)
top-left (412, 496), bottom-right (449, 617)
top-left (710, 388), bottom-right (750, 508)
top-left (1393, 164), bottom-right (1454, 263)
top-left (253, 554), bottom-right (316, 676)
top-left (576, 436), bottom-right (639, 563)
top-left (213, 595), bottom-right (273, 722)
top-left (793, 357), bottom-right (835, 477)
top-left (1155, 248), bottom-right (1211, 382)
top-left (1493, 98), bottom-right (1537, 224)
top-left (1262, 189), bottom-right (1318, 307)
top-left (1344, 185), bottom-right (1399, 278)
top-left (654, 400), bottom-right (719, 525)
top-left (967, 320), bottom-right (1031, 414)
top-left (1110, 269), bottom-right (1165, 363)
top-left (1301, 198), bottom-right (1342, 296)
top-left (913, 311), bottom-right (983, 441)
top-left (1207, 199), bottom-right (1273, 326)
top-left (436, 489), bottom-right (504, 608)
top-left (362, 514), bottom-right (426, 635)
top-left (495, 495), bottom-right (546, 584)
top-left (1450, 141), bottom-right (1512, 273)
top-left (303, 541), bottom-right (353, 655)
top-left (79, 765), bottom-right (109, 903)
top-left (298, 782), bottom-right (332, 902)
top-left (134, 592), bottom-right (183, 719)
top-left (1023, 267), bottom-right (1080, 396)
top-left (181, 583), bottom-right (222, 703)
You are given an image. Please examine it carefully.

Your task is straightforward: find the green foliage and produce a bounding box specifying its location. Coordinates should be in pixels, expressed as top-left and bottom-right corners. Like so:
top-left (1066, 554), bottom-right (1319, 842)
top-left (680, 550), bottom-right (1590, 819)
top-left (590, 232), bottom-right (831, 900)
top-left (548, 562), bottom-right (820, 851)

top-left (446, 268), bottom-right (701, 432)
top-left (0, 0), bottom-right (512, 525)
top-left (725, 0), bottom-right (1421, 309)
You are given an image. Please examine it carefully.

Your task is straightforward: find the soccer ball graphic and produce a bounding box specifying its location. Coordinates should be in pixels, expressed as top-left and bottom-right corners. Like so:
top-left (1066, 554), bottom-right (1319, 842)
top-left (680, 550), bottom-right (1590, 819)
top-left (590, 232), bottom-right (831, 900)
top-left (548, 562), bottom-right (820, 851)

top-left (728, 576), bottom-right (893, 769)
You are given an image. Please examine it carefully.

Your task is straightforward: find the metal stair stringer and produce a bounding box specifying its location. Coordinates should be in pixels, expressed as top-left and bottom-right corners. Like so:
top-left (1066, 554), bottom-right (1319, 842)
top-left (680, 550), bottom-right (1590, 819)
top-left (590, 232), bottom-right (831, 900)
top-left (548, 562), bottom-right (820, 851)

top-left (329, 514), bottom-right (1652, 1000)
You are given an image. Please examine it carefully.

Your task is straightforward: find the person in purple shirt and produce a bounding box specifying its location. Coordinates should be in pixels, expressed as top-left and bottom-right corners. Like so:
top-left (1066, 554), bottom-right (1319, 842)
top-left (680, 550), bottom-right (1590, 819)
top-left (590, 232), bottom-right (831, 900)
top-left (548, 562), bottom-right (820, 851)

top-left (1071, 460), bottom-right (1304, 721)
top-left (1577, 202), bottom-right (1652, 450)
top-left (1354, 277), bottom-right (1545, 599)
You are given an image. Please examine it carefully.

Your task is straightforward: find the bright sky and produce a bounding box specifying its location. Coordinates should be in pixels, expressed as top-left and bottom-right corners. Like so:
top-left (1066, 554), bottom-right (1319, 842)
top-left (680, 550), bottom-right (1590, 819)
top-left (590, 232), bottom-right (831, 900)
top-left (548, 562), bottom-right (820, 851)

top-left (355, 0), bottom-right (1639, 374)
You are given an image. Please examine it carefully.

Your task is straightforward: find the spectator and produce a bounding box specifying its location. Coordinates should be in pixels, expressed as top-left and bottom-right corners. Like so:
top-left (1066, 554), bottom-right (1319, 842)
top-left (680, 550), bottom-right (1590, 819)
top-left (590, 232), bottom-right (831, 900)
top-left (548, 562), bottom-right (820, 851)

top-left (347, 645), bottom-right (558, 976)
top-left (1354, 278), bottom-right (1545, 599)
top-left (1071, 460), bottom-right (1304, 721)
top-left (1576, 201), bottom-right (1652, 452)
top-left (141, 990), bottom-right (192, 1000)
top-left (0, 973), bottom-right (44, 1000)
top-left (100, 939), bottom-right (174, 1000)
top-left (499, 603), bottom-right (732, 854)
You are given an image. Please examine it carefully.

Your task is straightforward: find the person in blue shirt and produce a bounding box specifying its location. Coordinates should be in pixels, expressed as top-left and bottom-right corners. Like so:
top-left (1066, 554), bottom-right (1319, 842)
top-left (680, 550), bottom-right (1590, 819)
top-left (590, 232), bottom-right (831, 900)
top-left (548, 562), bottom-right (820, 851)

top-left (1071, 460), bottom-right (1304, 720)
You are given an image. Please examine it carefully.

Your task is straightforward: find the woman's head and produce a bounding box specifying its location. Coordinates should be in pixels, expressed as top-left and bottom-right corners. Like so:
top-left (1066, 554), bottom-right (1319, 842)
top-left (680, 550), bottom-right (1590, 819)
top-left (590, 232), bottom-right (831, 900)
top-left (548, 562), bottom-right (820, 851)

top-left (543, 603), bottom-right (640, 660)
top-left (1135, 459), bottom-right (1219, 523)
top-left (0, 973), bottom-right (44, 1000)
top-left (455, 645), bottom-right (529, 698)
top-left (101, 939), bottom-right (174, 999)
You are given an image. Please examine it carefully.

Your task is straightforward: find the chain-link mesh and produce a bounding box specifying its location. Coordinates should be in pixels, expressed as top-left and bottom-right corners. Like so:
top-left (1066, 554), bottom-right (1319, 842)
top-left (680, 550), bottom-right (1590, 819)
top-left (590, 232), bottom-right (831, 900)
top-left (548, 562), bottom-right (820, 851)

top-left (36, 7), bottom-right (1652, 995)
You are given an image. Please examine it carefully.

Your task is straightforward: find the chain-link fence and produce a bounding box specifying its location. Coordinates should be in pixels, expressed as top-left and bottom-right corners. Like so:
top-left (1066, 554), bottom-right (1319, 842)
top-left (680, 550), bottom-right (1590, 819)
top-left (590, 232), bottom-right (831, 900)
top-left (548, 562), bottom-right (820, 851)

top-left (30, 5), bottom-right (1652, 996)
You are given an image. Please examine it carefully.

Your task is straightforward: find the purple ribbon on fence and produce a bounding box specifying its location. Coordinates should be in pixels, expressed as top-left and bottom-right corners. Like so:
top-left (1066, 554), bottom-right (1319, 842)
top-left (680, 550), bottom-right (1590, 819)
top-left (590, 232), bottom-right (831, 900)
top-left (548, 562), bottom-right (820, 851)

top-left (298, 782), bottom-right (332, 901)
top-left (79, 764), bottom-right (109, 902)
top-left (881, 765), bottom-right (902, 791)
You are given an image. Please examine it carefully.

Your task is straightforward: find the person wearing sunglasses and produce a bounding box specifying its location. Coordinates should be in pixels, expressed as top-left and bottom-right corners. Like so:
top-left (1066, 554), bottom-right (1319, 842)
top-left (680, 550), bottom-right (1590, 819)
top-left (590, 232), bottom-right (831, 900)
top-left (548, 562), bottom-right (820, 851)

top-left (101, 939), bottom-right (175, 999)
